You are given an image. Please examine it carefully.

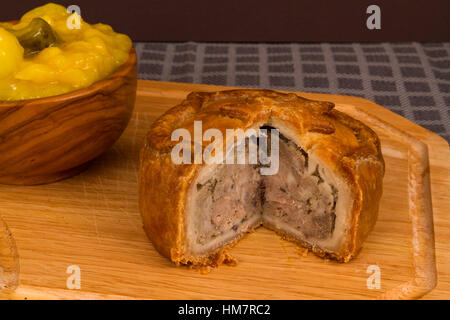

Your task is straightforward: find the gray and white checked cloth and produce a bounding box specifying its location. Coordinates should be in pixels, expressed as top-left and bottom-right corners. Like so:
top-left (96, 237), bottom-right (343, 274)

top-left (134, 42), bottom-right (450, 144)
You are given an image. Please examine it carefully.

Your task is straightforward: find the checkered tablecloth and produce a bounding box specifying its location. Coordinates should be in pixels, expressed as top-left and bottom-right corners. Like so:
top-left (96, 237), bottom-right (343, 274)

top-left (134, 42), bottom-right (450, 144)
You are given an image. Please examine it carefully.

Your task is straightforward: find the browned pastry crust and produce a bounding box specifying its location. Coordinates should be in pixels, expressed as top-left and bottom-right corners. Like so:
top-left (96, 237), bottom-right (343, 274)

top-left (139, 89), bottom-right (385, 266)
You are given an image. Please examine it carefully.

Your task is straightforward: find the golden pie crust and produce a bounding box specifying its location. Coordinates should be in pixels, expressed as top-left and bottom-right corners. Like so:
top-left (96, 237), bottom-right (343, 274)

top-left (139, 89), bottom-right (385, 266)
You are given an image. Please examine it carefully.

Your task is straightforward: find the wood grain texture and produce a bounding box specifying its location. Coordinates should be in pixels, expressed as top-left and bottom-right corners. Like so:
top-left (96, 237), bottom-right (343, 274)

top-left (0, 216), bottom-right (19, 292)
top-left (0, 48), bottom-right (137, 185)
top-left (0, 80), bottom-right (449, 300)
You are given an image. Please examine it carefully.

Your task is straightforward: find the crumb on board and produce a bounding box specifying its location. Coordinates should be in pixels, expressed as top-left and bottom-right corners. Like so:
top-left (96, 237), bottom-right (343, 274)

top-left (297, 247), bottom-right (309, 257)
top-left (187, 251), bottom-right (238, 274)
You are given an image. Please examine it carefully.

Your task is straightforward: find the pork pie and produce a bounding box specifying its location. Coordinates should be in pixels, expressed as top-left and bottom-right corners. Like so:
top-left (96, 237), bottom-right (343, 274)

top-left (139, 89), bottom-right (385, 266)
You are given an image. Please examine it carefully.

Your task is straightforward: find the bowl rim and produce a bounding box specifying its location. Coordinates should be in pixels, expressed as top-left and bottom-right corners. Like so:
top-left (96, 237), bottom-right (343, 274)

top-left (0, 46), bottom-right (137, 107)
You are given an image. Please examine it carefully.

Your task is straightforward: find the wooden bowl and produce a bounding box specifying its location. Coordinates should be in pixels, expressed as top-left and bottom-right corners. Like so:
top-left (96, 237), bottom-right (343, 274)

top-left (0, 48), bottom-right (137, 185)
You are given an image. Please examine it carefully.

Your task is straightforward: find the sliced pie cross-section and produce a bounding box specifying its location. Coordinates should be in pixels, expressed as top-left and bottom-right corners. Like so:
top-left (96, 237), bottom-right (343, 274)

top-left (139, 89), bottom-right (385, 266)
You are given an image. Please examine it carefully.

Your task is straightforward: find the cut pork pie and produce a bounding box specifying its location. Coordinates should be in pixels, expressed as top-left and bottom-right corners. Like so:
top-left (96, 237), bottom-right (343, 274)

top-left (139, 89), bottom-right (385, 267)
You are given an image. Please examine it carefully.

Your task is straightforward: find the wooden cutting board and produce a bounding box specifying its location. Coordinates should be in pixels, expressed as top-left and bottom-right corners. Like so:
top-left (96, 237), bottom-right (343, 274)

top-left (0, 80), bottom-right (449, 300)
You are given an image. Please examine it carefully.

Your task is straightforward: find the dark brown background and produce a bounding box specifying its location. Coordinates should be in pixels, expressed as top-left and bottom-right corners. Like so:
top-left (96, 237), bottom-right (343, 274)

top-left (1, 0), bottom-right (449, 42)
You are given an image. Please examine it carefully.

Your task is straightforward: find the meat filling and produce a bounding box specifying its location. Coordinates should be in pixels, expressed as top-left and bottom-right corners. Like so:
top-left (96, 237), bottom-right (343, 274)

top-left (188, 128), bottom-right (338, 254)
top-left (262, 135), bottom-right (337, 240)
top-left (194, 163), bottom-right (262, 245)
